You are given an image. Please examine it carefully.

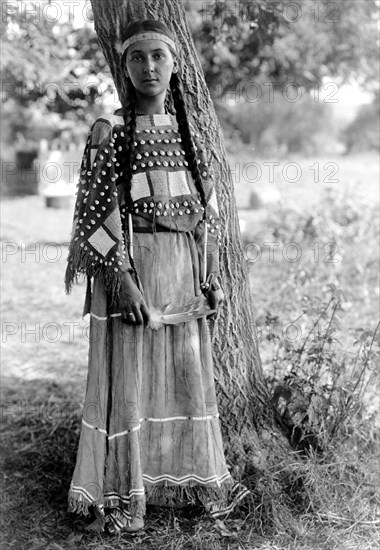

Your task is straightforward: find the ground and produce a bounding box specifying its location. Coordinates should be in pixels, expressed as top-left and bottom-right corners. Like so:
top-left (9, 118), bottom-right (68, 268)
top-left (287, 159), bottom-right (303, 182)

top-left (1, 152), bottom-right (379, 549)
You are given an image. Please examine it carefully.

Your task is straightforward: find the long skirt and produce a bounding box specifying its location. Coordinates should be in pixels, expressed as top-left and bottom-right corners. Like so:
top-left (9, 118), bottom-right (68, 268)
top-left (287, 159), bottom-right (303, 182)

top-left (68, 229), bottom-right (249, 531)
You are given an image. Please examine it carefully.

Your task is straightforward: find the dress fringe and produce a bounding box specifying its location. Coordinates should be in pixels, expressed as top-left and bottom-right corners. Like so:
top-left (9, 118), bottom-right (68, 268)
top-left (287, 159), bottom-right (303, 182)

top-left (68, 480), bottom-right (251, 532)
top-left (68, 495), bottom-right (91, 517)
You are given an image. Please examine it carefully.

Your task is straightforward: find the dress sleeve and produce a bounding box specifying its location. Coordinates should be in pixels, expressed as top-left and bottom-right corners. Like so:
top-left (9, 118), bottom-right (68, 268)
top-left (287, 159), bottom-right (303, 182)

top-left (90, 118), bottom-right (133, 275)
top-left (65, 118), bottom-right (133, 303)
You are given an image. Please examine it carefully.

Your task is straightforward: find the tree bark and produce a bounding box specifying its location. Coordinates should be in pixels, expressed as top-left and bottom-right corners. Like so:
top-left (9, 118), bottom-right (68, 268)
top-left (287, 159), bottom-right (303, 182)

top-left (90, 0), bottom-right (290, 477)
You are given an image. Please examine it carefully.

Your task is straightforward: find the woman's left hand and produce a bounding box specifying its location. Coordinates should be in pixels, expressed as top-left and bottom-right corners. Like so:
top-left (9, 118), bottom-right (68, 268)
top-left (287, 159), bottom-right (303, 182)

top-left (206, 287), bottom-right (225, 318)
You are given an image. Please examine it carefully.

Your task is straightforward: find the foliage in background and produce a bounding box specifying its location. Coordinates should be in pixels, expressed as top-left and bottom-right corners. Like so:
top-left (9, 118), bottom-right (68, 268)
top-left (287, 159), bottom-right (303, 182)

top-left (215, 91), bottom-right (342, 156)
top-left (343, 91), bottom-right (380, 154)
top-left (187, 0), bottom-right (379, 98)
top-left (1, 1), bottom-right (113, 157)
top-left (1, 4), bottom-right (112, 121)
top-left (245, 182), bottom-right (380, 453)
top-left (1, 0), bottom-right (379, 157)
top-left (188, 0), bottom-right (379, 155)
top-left (245, 180), bottom-right (379, 544)
top-left (268, 291), bottom-right (379, 452)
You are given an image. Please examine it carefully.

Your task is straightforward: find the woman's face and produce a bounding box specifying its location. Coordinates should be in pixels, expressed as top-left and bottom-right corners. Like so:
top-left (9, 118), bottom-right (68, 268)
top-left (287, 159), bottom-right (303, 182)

top-left (125, 39), bottom-right (177, 98)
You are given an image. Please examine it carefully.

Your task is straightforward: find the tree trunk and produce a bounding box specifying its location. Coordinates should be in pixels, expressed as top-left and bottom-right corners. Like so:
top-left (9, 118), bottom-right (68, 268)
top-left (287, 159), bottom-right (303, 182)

top-left (90, 0), bottom-right (290, 477)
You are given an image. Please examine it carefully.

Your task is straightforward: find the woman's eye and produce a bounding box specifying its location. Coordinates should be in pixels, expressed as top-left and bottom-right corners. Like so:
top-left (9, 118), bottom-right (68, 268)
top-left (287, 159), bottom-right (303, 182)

top-left (130, 53), bottom-right (165, 62)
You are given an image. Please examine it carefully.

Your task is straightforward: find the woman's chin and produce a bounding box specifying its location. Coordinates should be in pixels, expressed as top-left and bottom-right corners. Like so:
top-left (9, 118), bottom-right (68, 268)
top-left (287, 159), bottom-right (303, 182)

top-left (135, 81), bottom-right (168, 95)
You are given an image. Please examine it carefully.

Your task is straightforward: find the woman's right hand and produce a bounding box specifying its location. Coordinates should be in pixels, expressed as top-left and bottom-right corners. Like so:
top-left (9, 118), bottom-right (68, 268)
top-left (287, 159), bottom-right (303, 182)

top-left (119, 271), bottom-right (150, 325)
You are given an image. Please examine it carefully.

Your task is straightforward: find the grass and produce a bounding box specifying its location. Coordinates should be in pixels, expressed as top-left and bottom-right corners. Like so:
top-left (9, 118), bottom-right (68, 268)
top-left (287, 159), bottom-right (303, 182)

top-left (1, 151), bottom-right (379, 549)
top-left (228, 151), bottom-right (379, 210)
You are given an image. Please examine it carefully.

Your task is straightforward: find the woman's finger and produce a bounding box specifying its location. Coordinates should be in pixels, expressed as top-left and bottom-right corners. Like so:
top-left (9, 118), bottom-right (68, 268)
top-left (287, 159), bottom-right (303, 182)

top-left (122, 312), bottom-right (135, 324)
top-left (140, 302), bottom-right (151, 325)
top-left (132, 304), bottom-right (144, 325)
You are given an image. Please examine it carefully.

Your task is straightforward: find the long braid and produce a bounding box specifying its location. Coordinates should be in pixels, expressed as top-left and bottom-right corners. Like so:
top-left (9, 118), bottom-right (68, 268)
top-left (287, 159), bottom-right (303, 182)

top-left (164, 87), bottom-right (175, 115)
top-left (117, 77), bottom-right (140, 278)
top-left (170, 72), bottom-right (207, 213)
top-left (121, 76), bottom-right (137, 210)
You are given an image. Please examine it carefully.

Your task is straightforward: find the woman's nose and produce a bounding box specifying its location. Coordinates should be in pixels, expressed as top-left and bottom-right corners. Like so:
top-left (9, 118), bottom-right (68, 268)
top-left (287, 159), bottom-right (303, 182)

top-left (143, 58), bottom-right (155, 73)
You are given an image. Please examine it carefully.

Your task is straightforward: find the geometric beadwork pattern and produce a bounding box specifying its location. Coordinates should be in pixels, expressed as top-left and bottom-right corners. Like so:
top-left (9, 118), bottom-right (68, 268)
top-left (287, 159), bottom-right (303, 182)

top-left (149, 170), bottom-right (169, 196)
top-left (136, 114), bottom-right (173, 128)
top-left (208, 187), bottom-right (219, 215)
top-left (168, 170), bottom-right (191, 196)
top-left (88, 226), bottom-right (116, 257)
top-left (131, 172), bottom-right (151, 201)
top-left (152, 114), bottom-right (172, 126)
top-left (185, 171), bottom-right (198, 195)
top-left (130, 169), bottom-right (200, 201)
top-left (104, 209), bottom-right (123, 241)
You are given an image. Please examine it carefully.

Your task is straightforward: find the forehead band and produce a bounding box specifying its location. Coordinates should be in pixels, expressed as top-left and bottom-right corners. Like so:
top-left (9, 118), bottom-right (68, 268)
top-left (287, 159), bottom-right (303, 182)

top-left (118, 32), bottom-right (177, 56)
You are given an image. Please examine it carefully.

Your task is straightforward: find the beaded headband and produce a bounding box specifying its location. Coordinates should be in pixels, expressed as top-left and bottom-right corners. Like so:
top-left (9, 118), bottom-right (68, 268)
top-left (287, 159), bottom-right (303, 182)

top-left (116, 32), bottom-right (177, 56)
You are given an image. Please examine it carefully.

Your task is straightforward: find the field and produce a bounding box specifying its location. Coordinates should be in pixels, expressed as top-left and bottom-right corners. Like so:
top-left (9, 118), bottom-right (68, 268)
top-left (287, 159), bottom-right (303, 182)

top-left (1, 152), bottom-right (379, 549)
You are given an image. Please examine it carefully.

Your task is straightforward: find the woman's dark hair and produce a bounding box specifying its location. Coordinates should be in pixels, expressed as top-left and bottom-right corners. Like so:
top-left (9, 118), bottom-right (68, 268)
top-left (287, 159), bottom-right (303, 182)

top-left (118, 20), bottom-right (207, 212)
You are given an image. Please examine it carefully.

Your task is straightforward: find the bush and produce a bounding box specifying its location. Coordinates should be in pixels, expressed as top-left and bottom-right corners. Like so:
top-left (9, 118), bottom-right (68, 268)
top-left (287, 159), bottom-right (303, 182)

top-left (252, 182), bottom-right (380, 452)
top-left (342, 95), bottom-right (380, 153)
top-left (266, 289), bottom-right (379, 451)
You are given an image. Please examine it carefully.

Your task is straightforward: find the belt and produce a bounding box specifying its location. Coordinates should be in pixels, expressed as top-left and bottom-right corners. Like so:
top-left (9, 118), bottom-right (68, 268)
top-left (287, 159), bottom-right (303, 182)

top-left (123, 212), bottom-right (192, 233)
top-left (132, 225), bottom-right (173, 233)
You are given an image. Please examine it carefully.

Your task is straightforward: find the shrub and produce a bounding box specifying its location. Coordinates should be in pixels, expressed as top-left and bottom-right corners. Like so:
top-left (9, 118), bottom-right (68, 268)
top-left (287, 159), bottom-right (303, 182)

top-left (342, 97), bottom-right (380, 154)
top-left (251, 181), bottom-right (379, 451)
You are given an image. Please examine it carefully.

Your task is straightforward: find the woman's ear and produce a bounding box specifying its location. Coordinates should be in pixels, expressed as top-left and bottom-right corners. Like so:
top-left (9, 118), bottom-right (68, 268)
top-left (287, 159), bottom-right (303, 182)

top-left (172, 61), bottom-right (178, 74)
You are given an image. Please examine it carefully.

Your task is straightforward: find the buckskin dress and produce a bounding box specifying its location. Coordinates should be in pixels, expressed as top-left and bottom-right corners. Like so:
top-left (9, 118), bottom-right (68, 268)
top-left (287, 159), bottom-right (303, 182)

top-left (65, 111), bottom-right (249, 532)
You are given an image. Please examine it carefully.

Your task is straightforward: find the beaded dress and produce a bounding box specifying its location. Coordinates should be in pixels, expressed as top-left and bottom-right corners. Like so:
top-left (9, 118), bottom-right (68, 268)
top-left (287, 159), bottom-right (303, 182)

top-left (66, 112), bottom-right (249, 531)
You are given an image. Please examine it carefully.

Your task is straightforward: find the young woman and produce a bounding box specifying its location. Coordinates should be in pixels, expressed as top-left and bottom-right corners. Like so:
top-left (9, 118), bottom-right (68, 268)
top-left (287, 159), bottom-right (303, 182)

top-left (65, 19), bottom-right (249, 534)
